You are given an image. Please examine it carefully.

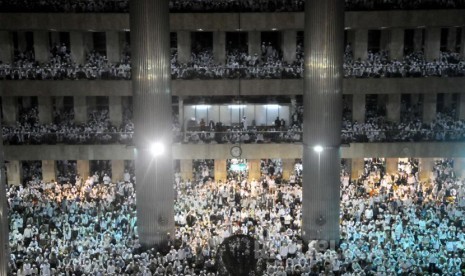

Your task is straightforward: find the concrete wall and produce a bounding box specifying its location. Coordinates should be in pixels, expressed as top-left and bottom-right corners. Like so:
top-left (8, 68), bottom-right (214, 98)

top-left (0, 10), bottom-right (464, 31)
top-left (6, 142), bottom-right (465, 161)
top-left (1, 78), bottom-right (465, 97)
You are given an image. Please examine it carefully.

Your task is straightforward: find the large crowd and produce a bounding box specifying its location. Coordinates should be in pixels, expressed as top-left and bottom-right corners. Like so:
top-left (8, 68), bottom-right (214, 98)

top-left (7, 99), bottom-right (465, 145)
top-left (2, 43), bottom-right (465, 80)
top-left (5, 156), bottom-right (465, 275)
top-left (0, 0), bottom-right (464, 12)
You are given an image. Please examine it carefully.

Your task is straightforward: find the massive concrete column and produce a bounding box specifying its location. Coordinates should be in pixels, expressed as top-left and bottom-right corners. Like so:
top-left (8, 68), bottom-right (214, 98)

top-left (6, 160), bottom-right (21, 185)
top-left (2, 97), bottom-right (18, 124)
top-left (73, 96), bottom-right (88, 124)
top-left (386, 94), bottom-right (401, 122)
top-left (425, 28), bottom-right (441, 61)
top-left (282, 30), bottom-right (297, 63)
top-left (77, 160), bottom-right (90, 179)
top-left (0, 31), bottom-right (13, 64)
top-left (180, 159), bottom-right (193, 182)
top-left (111, 160), bottom-right (125, 182)
top-left (353, 29), bottom-right (368, 60)
top-left (248, 31), bottom-right (261, 56)
top-left (42, 160), bottom-right (56, 182)
top-left (248, 159), bottom-right (261, 181)
top-left (351, 158), bottom-right (364, 180)
top-left (131, 0), bottom-right (175, 248)
top-left (386, 28), bottom-right (404, 60)
top-left (302, 0), bottom-right (343, 243)
top-left (38, 96), bottom-right (53, 124)
top-left (214, 159), bottom-right (227, 182)
top-left (447, 28), bottom-right (457, 52)
top-left (352, 94), bottom-right (366, 123)
top-left (70, 31), bottom-right (85, 65)
top-left (213, 31), bottom-right (226, 64)
top-left (0, 119), bottom-right (8, 275)
top-left (109, 96), bottom-right (123, 126)
top-left (423, 93), bottom-right (437, 123)
top-left (33, 31), bottom-right (50, 63)
top-left (177, 31), bottom-right (191, 64)
top-left (106, 31), bottom-right (122, 63)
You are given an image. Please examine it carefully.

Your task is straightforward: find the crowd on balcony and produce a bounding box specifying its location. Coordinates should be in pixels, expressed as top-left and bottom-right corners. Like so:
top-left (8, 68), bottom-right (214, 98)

top-left (2, 42), bottom-right (464, 80)
top-left (2, 107), bottom-right (134, 145)
top-left (0, 44), bottom-right (131, 80)
top-left (1, 0), bottom-right (464, 12)
top-left (6, 156), bottom-right (465, 274)
top-left (6, 98), bottom-right (465, 145)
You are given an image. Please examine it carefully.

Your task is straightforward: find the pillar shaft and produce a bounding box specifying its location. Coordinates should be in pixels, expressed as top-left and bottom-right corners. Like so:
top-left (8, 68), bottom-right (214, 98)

top-left (42, 160), bottom-right (56, 182)
top-left (351, 158), bottom-right (364, 180)
top-left (248, 159), bottom-right (261, 181)
top-left (419, 158), bottom-right (434, 181)
top-left (109, 96), bottom-right (123, 126)
top-left (282, 30), bottom-right (297, 63)
top-left (213, 31), bottom-right (226, 64)
top-left (0, 118), bottom-right (8, 275)
top-left (33, 31), bottom-right (50, 63)
top-left (0, 31), bottom-right (13, 64)
top-left (248, 31), bottom-right (261, 56)
top-left (177, 31), bottom-right (191, 64)
top-left (386, 94), bottom-right (401, 122)
top-left (425, 28), bottom-right (441, 61)
top-left (73, 96), bottom-right (88, 124)
top-left (180, 159), bottom-right (193, 182)
top-left (423, 93), bottom-right (437, 123)
top-left (70, 32), bottom-right (85, 65)
top-left (83, 32), bottom-right (94, 56)
top-left (447, 28), bottom-right (457, 52)
top-left (387, 28), bottom-right (404, 60)
top-left (131, 0), bottom-right (174, 248)
top-left (38, 96), bottom-right (53, 124)
top-left (106, 31), bottom-right (122, 63)
top-left (352, 94), bottom-right (365, 123)
top-left (353, 29), bottom-right (368, 60)
top-left (454, 158), bottom-right (465, 179)
top-left (302, 0), bottom-right (343, 242)
top-left (77, 160), bottom-right (90, 179)
top-left (214, 159), bottom-right (227, 182)
top-left (6, 160), bottom-right (21, 185)
top-left (17, 31), bottom-right (28, 53)
top-left (458, 94), bottom-right (465, 120)
top-left (2, 97), bottom-right (18, 124)
top-left (386, 158), bottom-right (398, 175)
top-left (178, 97), bottom-right (184, 131)
top-left (111, 160), bottom-right (125, 182)
top-left (414, 29), bottom-right (423, 52)
top-left (461, 27), bottom-right (465, 58)
top-left (282, 159), bottom-right (295, 180)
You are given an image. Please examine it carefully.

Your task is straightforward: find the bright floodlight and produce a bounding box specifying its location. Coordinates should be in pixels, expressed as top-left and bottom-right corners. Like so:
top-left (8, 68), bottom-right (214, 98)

top-left (313, 145), bottom-right (324, 153)
top-left (150, 142), bottom-right (165, 157)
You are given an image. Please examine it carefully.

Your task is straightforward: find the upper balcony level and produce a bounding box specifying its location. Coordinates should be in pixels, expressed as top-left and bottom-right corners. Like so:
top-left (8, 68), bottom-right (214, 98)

top-left (1, 0), bottom-right (464, 14)
top-left (1, 10), bottom-right (465, 31)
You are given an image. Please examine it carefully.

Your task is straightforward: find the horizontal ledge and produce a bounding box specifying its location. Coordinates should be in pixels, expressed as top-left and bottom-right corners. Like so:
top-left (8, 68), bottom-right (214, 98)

top-left (4, 142), bottom-right (465, 160)
top-left (1, 78), bottom-right (464, 96)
